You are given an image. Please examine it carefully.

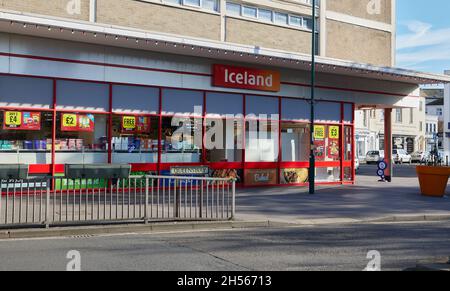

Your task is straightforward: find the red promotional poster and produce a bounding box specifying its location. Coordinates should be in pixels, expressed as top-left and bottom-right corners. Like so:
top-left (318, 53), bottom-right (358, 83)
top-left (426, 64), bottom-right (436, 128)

top-left (327, 139), bottom-right (340, 159)
top-left (3, 111), bottom-right (41, 130)
top-left (61, 113), bottom-right (95, 132)
top-left (314, 140), bottom-right (326, 161)
top-left (121, 116), bottom-right (151, 134)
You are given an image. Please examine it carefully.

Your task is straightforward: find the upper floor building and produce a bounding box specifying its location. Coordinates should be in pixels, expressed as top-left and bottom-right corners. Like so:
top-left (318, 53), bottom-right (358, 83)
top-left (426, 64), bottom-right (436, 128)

top-left (0, 0), bottom-right (396, 66)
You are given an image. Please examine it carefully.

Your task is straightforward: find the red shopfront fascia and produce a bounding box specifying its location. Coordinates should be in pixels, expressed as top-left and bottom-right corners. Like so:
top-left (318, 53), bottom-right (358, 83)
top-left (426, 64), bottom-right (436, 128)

top-left (213, 64), bottom-right (281, 92)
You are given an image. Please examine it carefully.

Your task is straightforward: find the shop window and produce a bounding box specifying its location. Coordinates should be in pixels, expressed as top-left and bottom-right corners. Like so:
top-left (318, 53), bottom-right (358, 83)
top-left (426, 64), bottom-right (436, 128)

top-left (0, 76), bottom-right (53, 109)
top-left (206, 92), bottom-right (243, 117)
top-left (112, 85), bottom-right (159, 114)
top-left (162, 89), bottom-right (203, 116)
top-left (55, 112), bottom-right (108, 164)
top-left (315, 101), bottom-right (341, 123)
top-left (245, 95), bottom-right (279, 116)
top-left (344, 167), bottom-right (353, 181)
top-left (281, 98), bottom-right (309, 121)
top-left (161, 116), bottom-right (202, 163)
top-left (344, 126), bottom-right (353, 161)
top-left (343, 103), bottom-right (353, 123)
top-left (205, 117), bottom-right (244, 163)
top-left (315, 167), bottom-right (341, 182)
top-left (281, 122), bottom-right (310, 162)
top-left (313, 124), bottom-right (340, 162)
top-left (0, 110), bottom-right (52, 164)
top-left (56, 80), bottom-right (109, 112)
top-left (111, 115), bottom-right (159, 164)
top-left (245, 119), bottom-right (279, 162)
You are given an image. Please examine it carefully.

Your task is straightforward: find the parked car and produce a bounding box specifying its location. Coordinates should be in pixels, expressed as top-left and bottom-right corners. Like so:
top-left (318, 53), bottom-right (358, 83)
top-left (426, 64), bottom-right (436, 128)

top-left (411, 151), bottom-right (430, 163)
top-left (393, 149), bottom-right (412, 164)
top-left (355, 158), bottom-right (360, 171)
top-left (365, 150), bottom-right (384, 164)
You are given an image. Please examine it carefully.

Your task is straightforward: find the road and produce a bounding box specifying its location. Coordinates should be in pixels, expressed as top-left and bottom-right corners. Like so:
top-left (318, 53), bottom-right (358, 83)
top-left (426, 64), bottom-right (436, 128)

top-left (1, 221), bottom-right (449, 271)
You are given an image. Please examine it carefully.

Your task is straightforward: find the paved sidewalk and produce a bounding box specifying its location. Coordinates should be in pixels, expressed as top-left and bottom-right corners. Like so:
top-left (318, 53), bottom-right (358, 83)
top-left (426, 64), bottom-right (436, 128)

top-left (236, 165), bottom-right (450, 223)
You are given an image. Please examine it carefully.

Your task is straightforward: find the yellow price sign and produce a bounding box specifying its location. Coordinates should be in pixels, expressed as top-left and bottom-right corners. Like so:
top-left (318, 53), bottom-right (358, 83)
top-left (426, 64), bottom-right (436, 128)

top-left (122, 116), bottom-right (136, 130)
top-left (314, 125), bottom-right (326, 139)
top-left (5, 112), bottom-right (22, 126)
top-left (329, 126), bottom-right (340, 139)
top-left (62, 114), bottom-right (77, 128)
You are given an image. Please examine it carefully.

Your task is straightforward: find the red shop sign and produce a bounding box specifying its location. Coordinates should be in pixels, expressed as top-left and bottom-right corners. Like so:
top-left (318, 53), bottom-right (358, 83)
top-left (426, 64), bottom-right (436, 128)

top-left (3, 111), bottom-right (41, 131)
top-left (213, 64), bottom-right (281, 92)
top-left (61, 113), bottom-right (95, 132)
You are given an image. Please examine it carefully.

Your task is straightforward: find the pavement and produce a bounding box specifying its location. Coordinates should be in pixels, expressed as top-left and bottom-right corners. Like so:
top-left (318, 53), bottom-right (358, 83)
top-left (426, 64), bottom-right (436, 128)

top-left (1, 164), bottom-right (450, 240)
top-left (235, 164), bottom-right (450, 224)
top-left (1, 221), bottom-right (449, 271)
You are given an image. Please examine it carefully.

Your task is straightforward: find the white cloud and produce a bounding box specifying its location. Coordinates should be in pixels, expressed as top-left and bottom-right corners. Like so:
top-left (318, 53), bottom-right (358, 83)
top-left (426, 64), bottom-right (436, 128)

top-left (397, 20), bottom-right (450, 50)
top-left (396, 20), bottom-right (450, 71)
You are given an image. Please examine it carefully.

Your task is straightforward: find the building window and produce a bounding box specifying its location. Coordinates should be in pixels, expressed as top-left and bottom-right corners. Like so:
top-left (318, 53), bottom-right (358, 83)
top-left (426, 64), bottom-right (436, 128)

top-left (420, 121), bottom-right (423, 132)
top-left (437, 108), bottom-right (443, 116)
top-left (410, 108), bottom-right (414, 124)
top-left (164, 0), bottom-right (219, 12)
top-left (395, 109), bottom-right (402, 123)
top-left (419, 101), bottom-right (423, 112)
top-left (226, 2), bottom-right (315, 31)
top-left (0, 110), bottom-right (53, 164)
top-left (55, 112), bottom-right (108, 164)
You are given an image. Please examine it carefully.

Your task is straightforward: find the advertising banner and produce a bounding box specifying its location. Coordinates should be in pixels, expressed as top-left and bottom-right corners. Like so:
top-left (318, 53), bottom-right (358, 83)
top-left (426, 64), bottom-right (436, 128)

top-left (3, 111), bottom-right (41, 130)
top-left (61, 113), bottom-right (95, 132)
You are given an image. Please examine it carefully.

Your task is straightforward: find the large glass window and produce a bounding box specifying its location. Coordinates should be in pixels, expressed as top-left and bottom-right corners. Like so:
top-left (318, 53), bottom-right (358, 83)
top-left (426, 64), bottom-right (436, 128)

top-left (56, 80), bottom-right (109, 112)
top-left (162, 89), bottom-right (203, 116)
top-left (55, 112), bottom-right (108, 164)
top-left (161, 117), bottom-right (202, 163)
top-left (0, 76), bottom-right (53, 109)
top-left (112, 85), bottom-right (159, 114)
top-left (206, 93), bottom-right (244, 163)
top-left (0, 110), bottom-right (53, 164)
top-left (111, 115), bottom-right (159, 164)
top-left (281, 122), bottom-right (310, 162)
top-left (245, 119), bottom-right (279, 162)
top-left (205, 117), bottom-right (244, 163)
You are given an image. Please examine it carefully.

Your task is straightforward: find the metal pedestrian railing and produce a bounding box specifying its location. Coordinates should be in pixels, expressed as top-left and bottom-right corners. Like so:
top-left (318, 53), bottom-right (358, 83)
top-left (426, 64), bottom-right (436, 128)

top-left (0, 175), bottom-right (236, 228)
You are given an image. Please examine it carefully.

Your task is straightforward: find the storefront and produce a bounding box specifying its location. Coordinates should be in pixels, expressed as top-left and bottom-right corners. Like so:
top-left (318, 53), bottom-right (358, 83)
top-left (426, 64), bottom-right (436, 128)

top-left (0, 72), bottom-right (354, 187)
top-left (0, 13), bottom-right (447, 187)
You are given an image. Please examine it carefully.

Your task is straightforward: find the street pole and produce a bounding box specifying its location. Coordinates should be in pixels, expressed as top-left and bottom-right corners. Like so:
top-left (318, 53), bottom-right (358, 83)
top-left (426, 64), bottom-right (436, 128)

top-left (309, 0), bottom-right (317, 194)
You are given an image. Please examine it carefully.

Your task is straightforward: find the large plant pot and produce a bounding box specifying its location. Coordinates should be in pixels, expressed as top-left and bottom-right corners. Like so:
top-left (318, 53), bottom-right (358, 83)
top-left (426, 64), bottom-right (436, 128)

top-left (416, 166), bottom-right (450, 197)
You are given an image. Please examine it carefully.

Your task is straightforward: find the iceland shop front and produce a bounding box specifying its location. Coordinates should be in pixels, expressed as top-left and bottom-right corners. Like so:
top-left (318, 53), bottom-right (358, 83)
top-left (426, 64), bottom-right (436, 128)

top-left (0, 63), bottom-right (354, 187)
top-left (0, 19), bottom-right (445, 187)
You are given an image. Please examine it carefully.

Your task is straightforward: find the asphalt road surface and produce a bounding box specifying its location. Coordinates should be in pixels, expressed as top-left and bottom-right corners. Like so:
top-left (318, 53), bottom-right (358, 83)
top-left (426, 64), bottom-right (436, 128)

top-left (1, 221), bottom-right (449, 271)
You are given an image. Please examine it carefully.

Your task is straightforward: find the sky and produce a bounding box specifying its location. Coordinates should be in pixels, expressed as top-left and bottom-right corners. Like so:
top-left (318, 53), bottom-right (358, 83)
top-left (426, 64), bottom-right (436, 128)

top-left (396, 0), bottom-right (450, 74)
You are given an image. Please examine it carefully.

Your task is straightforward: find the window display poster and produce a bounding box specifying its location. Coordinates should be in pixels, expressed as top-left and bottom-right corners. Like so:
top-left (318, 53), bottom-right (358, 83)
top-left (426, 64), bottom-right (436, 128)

top-left (121, 116), bottom-right (150, 134)
top-left (244, 169), bottom-right (277, 186)
top-left (314, 125), bottom-right (326, 140)
top-left (3, 111), bottom-right (41, 130)
top-left (329, 126), bottom-right (340, 139)
top-left (327, 139), bottom-right (340, 159)
top-left (314, 139), bottom-right (326, 161)
top-left (61, 113), bottom-right (95, 132)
